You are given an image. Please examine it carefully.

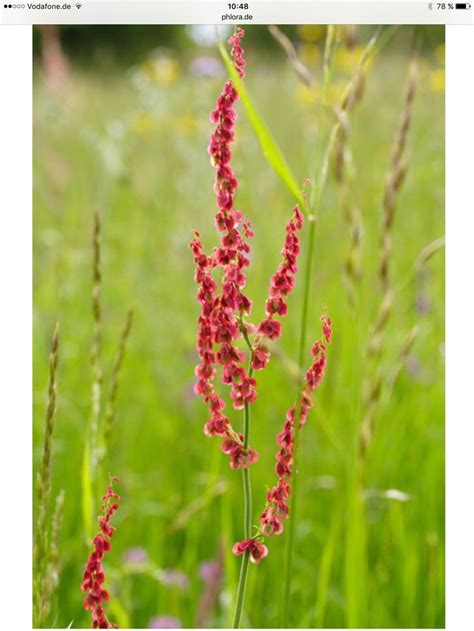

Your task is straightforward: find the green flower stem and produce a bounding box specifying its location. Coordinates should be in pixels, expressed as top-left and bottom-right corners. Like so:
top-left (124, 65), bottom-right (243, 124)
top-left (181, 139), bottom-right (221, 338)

top-left (282, 216), bottom-right (317, 627)
top-left (233, 395), bottom-right (253, 628)
top-left (243, 396), bottom-right (253, 537)
top-left (233, 543), bottom-right (250, 628)
top-left (233, 327), bottom-right (254, 628)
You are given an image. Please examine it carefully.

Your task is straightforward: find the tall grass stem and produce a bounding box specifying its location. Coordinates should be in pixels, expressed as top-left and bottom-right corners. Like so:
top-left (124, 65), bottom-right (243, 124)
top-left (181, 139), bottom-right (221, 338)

top-left (82, 210), bottom-right (103, 538)
top-left (34, 322), bottom-right (60, 627)
top-left (90, 209), bottom-right (103, 464)
top-left (101, 308), bottom-right (134, 468)
top-left (359, 59), bottom-right (418, 460)
top-left (282, 28), bottom-right (382, 627)
top-left (281, 26), bottom-right (337, 626)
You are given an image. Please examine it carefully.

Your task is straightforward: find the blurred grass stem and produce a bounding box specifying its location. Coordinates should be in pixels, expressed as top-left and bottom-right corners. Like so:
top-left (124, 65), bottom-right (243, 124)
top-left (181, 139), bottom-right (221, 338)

top-left (101, 308), bottom-right (134, 467)
top-left (82, 210), bottom-right (103, 538)
top-left (34, 323), bottom-right (60, 627)
top-left (281, 26), bottom-right (337, 627)
top-left (282, 28), bottom-right (382, 627)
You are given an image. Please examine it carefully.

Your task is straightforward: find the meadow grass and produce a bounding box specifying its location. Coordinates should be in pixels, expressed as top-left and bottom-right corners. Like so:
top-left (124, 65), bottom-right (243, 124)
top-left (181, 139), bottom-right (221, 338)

top-left (33, 33), bottom-right (444, 628)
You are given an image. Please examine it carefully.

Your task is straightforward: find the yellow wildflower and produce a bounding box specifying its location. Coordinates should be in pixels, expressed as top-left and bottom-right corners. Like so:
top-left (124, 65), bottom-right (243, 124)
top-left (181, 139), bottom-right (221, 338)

top-left (430, 68), bottom-right (445, 92)
top-left (299, 43), bottom-right (321, 67)
top-left (435, 44), bottom-right (445, 67)
top-left (335, 45), bottom-right (373, 74)
top-left (295, 83), bottom-right (320, 106)
top-left (141, 57), bottom-right (179, 84)
top-left (131, 112), bottom-right (157, 135)
top-left (297, 25), bottom-right (325, 42)
top-left (176, 115), bottom-right (198, 137)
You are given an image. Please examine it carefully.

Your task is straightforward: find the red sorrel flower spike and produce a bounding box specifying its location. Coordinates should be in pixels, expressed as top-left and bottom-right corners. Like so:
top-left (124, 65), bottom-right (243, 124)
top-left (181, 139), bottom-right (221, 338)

top-left (190, 27), bottom-right (263, 469)
top-left (253, 315), bottom-right (332, 554)
top-left (229, 28), bottom-right (246, 78)
top-left (81, 477), bottom-right (121, 629)
top-left (321, 313), bottom-right (332, 345)
top-left (257, 206), bottom-right (304, 345)
top-left (191, 31), bottom-right (309, 479)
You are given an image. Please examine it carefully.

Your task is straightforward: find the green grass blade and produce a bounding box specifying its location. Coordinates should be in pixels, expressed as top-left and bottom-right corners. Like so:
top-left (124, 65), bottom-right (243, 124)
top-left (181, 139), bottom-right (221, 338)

top-left (108, 597), bottom-right (131, 628)
top-left (222, 491), bottom-right (238, 628)
top-left (81, 440), bottom-right (94, 539)
top-left (218, 42), bottom-right (306, 209)
top-left (314, 502), bottom-right (343, 627)
top-left (345, 475), bottom-right (368, 627)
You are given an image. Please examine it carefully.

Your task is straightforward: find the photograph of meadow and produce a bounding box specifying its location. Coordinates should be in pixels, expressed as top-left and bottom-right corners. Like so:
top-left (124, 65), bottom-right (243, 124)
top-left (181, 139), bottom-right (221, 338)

top-left (33, 25), bottom-right (445, 629)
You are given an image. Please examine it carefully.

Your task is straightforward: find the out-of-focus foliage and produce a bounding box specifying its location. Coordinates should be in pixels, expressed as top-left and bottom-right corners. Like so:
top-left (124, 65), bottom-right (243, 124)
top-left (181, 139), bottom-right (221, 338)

top-left (33, 24), bottom-right (445, 69)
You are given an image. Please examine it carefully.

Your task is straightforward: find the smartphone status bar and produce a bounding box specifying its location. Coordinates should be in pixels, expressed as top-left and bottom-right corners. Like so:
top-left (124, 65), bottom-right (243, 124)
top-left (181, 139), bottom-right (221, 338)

top-left (1, 1), bottom-right (472, 25)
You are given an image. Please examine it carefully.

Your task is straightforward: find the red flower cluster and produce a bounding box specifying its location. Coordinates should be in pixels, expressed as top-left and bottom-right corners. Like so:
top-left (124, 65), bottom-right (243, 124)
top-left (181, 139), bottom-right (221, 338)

top-left (222, 434), bottom-right (259, 470)
top-left (258, 315), bottom-right (332, 543)
top-left (232, 538), bottom-right (268, 565)
top-left (256, 206), bottom-right (304, 356)
top-left (189, 28), bottom-right (257, 468)
top-left (229, 28), bottom-right (246, 79)
top-left (190, 29), bottom-right (304, 472)
top-left (190, 29), bottom-right (254, 468)
top-left (81, 478), bottom-right (120, 629)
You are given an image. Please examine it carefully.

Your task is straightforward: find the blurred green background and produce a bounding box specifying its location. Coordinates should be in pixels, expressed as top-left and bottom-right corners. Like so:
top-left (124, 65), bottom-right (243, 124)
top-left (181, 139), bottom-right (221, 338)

top-left (33, 25), bottom-right (445, 629)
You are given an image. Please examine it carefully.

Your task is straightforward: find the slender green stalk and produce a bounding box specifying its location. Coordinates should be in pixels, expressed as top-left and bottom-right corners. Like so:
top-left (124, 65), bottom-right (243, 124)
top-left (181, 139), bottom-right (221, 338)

top-left (233, 326), bottom-right (254, 628)
top-left (297, 217), bottom-right (317, 369)
top-left (90, 209), bottom-right (103, 466)
top-left (233, 363), bottom-right (254, 628)
top-left (359, 59), bottom-right (418, 461)
top-left (281, 26), bottom-right (337, 627)
top-left (100, 308), bottom-right (134, 471)
top-left (281, 215), bottom-right (316, 626)
top-left (313, 501), bottom-right (343, 627)
top-left (233, 547), bottom-right (250, 628)
top-left (82, 210), bottom-right (103, 538)
top-left (34, 323), bottom-right (60, 628)
top-left (281, 29), bottom-right (384, 626)
top-left (282, 192), bottom-right (315, 623)
top-left (44, 489), bottom-right (65, 619)
top-left (268, 25), bottom-right (314, 88)
top-left (345, 49), bottom-right (417, 631)
top-left (242, 399), bottom-right (253, 536)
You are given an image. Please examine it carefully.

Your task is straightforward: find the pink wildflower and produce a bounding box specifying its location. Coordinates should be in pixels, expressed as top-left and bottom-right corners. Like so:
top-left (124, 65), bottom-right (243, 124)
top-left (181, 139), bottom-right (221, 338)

top-left (257, 206), bottom-right (304, 345)
top-left (258, 318), bottom-right (281, 340)
top-left (251, 346), bottom-right (270, 371)
top-left (257, 315), bottom-right (332, 551)
top-left (190, 28), bottom-right (261, 468)
top-left (222, 437), bottom-right (259, 470)
top-left (191, 28), bottom-right (332, 567)
top-left (189, 28), bottom-right (304, 479)
top-left (232, 538), bottom-right (268, 564)
top-left (81, 477), bottom-right (120, 629)
top-left (229, 28), bottom-right (246, 78)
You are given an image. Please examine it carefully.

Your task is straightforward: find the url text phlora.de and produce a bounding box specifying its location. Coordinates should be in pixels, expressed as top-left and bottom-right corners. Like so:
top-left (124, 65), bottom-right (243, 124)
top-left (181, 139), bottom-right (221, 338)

top-left (221, 13), bottom-right (253, 20)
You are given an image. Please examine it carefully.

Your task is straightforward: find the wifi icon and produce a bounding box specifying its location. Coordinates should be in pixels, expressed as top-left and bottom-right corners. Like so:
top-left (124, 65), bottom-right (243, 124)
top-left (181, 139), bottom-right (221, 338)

top-left (76, 2), bottom-right (82, 7)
